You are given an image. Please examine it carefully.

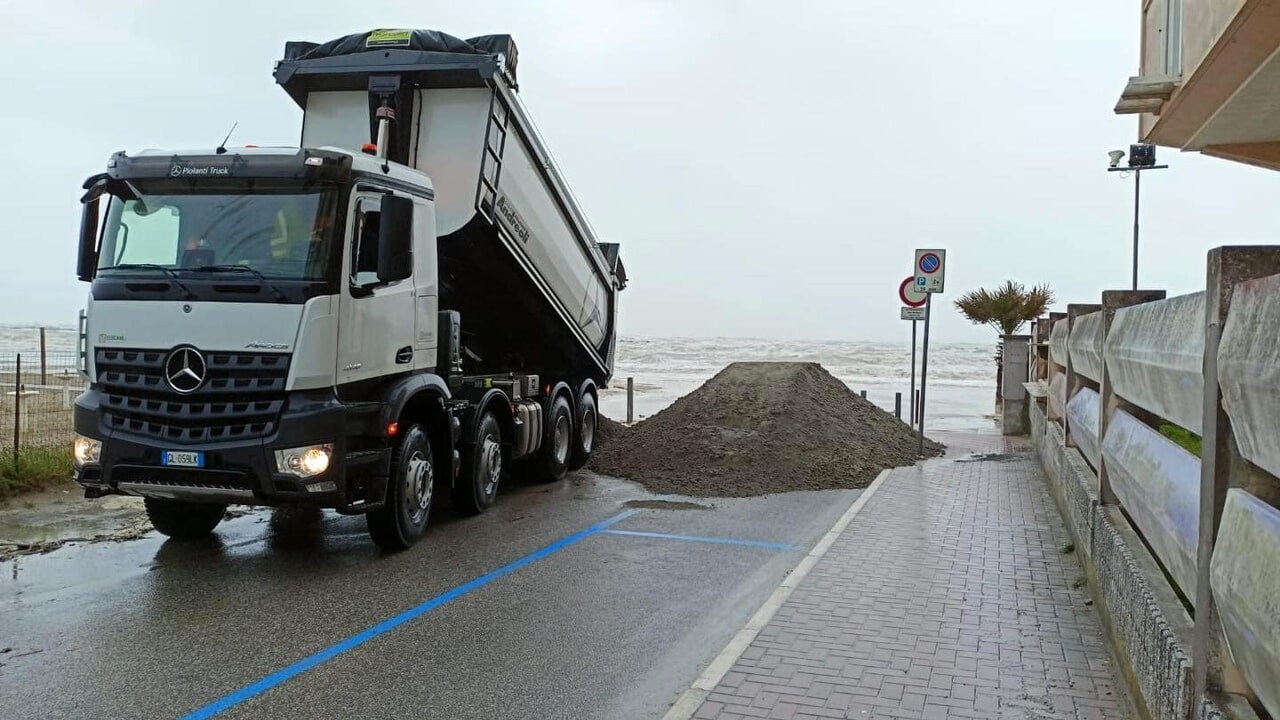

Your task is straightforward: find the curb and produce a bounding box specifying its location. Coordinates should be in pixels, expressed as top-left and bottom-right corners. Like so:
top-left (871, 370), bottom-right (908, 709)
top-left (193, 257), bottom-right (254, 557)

top-left (661, 468), bottom-right (893, 720)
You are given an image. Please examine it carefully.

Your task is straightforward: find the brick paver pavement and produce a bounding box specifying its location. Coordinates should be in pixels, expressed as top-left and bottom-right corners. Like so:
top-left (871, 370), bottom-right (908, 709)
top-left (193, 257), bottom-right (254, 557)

top-left (693, 434), bottom-right (1134, 720)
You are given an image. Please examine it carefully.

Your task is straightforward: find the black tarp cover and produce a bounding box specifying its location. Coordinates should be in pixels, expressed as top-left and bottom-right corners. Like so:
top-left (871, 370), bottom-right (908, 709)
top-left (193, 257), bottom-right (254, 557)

top-left (284, 30), bottom-right (519, 84)
top-left (297, 29), bottom-right (483, 59)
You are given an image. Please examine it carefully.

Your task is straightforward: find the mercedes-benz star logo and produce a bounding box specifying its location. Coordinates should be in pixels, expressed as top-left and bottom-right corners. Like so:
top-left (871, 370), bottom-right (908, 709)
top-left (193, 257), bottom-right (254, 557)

top-left (164, 347), bottom-right (206, 394)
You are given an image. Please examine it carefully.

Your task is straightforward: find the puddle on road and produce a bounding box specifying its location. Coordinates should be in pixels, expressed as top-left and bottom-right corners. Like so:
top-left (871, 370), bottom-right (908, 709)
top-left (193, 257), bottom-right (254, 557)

top-left (0, 513), bottom-right (154, 562)
top-left (0, 521), bottom-right (67, 545)
top-left (0, 487), bottom-right (268, 562)
top-left (0, 489), bottom-right (154, 561)
top-left (955, 452), bottom-right (1022, 463)
top-left (624, 499), bottom-right (712, 511)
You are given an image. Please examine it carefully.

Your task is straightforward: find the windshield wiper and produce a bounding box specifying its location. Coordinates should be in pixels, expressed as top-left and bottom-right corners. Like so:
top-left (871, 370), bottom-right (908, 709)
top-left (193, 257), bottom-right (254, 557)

top-left (98, 263), bottom-right (195, 298)
top-left (187, 265), bottom-right (288, 302)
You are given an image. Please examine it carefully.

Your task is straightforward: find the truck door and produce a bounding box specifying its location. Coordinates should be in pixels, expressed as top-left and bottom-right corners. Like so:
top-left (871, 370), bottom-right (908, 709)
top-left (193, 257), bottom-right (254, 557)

top-left (412, 197), bottom-right (439, 370)
top-left (336, 190), bottom-right (417, 386)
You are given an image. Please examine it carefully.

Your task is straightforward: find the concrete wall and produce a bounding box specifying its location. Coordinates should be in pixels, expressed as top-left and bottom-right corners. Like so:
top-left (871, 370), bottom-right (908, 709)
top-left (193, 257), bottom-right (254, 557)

top-left (1039, 408), bottom-right (1100, 559)
top-left (1211, 489), bottom-right (1280, 720)
top-left (1104, 291), bottom-right (1206, 434)
top-left (1030, 253), bottom-right (1280, 718)
top-left (1102, 409), bottom-right (1201, 600)
top-left (1218, 273), bottom-right (1280, 479)
top-left (1031, 401), bottom-right (1210, 720)
top-left (1066, 386), bottom-right (1101, 468)
top-left (1049, 373), bottom-right (1067, 420)
top-left (1050, 318), bottom-right (1069, 368)
top-left (1069, 310), bottom-right (1104, 383)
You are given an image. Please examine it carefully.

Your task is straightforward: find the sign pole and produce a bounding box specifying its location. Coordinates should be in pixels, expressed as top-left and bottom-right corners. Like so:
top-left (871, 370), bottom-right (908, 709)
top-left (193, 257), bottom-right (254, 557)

top-left (909, 320), bottom-right (917, 426)
top-left (917, 294), bottom-right (932, 457)
top-left (899, 274), bottom-right (927, 428)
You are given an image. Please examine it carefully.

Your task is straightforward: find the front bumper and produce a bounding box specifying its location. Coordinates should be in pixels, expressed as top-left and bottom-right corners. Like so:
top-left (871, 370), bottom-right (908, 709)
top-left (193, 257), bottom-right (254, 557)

top-left (73, 389), bottom-right (389, 508)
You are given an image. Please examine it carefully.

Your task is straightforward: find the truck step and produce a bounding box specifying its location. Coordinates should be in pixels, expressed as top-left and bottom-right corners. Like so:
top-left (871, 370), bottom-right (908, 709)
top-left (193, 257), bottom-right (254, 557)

top-left (336, 500), bottom-right (386, 515)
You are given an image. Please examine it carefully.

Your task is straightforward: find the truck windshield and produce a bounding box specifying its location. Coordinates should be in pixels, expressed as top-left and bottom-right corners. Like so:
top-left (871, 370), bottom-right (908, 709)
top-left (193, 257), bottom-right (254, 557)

top-left (97, 182), bottom-right (339, 281)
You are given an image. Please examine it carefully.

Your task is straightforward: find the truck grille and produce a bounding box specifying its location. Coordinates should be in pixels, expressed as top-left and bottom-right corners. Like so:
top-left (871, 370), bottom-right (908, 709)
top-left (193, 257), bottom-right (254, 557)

top-left (95, 348), bottom-right (290, 443)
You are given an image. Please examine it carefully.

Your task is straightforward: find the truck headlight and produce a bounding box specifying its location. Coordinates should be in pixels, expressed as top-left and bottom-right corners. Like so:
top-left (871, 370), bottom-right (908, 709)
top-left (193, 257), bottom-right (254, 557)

top-left (73, 434), bottom-right (102, 467)
top-left (274, 443), bottom-right (333, 478)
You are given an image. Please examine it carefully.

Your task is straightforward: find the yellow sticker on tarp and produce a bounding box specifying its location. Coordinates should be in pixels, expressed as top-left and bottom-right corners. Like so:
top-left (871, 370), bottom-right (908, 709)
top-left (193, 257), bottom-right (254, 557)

top-left (367, 29), bottom-right (412, 48)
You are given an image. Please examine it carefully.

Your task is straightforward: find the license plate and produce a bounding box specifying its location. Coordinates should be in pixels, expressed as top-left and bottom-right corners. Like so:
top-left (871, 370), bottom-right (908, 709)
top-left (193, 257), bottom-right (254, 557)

top-left (162, 451), bottom-right (205, 468)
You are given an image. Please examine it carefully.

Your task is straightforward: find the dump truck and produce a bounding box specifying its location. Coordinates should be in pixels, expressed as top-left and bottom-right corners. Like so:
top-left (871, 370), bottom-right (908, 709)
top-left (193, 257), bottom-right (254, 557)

top-left (70, 29), bottom-right (627, 549)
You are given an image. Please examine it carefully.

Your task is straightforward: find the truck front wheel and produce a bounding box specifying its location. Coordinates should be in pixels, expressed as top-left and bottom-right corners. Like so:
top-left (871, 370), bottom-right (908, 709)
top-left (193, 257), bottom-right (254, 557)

top-left (453, 412), bottom-right (503, 515)
top-left (367, 424), bottom-right (435, 550)
top-left (144, 498), bottom-right (226, 539)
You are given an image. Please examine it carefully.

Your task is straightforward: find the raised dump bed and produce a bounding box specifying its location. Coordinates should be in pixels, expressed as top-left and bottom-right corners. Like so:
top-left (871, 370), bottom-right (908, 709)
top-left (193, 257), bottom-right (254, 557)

top-left (275, 29), bottom-right (626, 382)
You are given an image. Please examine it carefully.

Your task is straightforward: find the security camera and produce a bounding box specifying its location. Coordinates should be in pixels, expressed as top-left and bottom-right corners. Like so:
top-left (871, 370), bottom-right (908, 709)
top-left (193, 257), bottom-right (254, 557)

top-left (1129, 143), bottom-right (1157, 168)
top-left (1107, 150), bottom-right (1125, 168)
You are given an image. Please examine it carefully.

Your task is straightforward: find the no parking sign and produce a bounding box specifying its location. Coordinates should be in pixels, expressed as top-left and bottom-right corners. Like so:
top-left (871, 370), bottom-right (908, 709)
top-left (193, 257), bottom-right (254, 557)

top-left (914, 249), bottom-right (946, 294)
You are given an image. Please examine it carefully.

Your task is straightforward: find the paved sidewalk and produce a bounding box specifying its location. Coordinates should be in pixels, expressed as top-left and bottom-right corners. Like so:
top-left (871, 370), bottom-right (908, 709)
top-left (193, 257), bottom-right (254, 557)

top-left (692, 434), bottom-right (1134, 720)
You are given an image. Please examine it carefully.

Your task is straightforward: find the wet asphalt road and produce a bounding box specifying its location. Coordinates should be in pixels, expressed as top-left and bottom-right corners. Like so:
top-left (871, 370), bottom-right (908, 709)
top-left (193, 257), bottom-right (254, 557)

top-left (0, 472), bottom-right (858, 720)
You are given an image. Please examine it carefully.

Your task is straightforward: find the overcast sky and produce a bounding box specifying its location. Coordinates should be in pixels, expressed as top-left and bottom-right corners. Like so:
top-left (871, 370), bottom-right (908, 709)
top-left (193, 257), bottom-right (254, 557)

top-left (2, 0), bottom-right (1277, 343)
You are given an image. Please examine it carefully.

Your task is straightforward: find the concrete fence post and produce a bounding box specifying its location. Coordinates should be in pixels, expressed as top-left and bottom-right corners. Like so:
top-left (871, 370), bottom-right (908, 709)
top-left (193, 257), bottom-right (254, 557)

top-left (1063, 303), bottom-right (1101, 449)
top-left (1096, 290), bottom-right (1167, 506)
top-left (1026, 321), bottom-right (1036, 382)
top-left (1032, 319), bottom-right (1050, 382)
top-left (1001, 334), bottom-right (1031, 436)
top-left (1046, 311), bottom-right (1068, 422)
top-left (1193, 246), bottom-right (1280, 715)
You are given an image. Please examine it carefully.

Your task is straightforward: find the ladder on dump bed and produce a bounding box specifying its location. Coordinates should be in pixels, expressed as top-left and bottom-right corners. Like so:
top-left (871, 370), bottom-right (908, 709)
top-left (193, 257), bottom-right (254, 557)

top-left (475, 86), bottom-right (510, 224)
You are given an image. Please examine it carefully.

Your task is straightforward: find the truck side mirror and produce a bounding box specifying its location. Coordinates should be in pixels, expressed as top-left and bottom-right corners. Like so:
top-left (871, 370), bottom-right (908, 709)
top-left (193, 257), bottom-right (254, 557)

top-left (77, 194), bottom-right (101, 282)
top-left (377, 195), bottom-right (413, 283)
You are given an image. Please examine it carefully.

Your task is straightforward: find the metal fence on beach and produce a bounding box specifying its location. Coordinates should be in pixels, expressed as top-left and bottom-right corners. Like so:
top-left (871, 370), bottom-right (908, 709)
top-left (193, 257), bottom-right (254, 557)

top-left (1, 339), bottom-right (86, 461)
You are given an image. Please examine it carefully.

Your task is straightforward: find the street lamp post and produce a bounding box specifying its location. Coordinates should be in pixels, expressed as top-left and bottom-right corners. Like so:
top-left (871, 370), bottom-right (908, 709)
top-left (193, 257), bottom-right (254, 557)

top-left (1108, 143), bottom-right (1169, 290)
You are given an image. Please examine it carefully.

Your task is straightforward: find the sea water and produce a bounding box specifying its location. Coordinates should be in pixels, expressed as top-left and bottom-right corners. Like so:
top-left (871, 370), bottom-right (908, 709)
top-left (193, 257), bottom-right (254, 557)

top-left (0, 325), bottom-right (1000, 433)
top-left (598, 337), bottom-right (999, 433)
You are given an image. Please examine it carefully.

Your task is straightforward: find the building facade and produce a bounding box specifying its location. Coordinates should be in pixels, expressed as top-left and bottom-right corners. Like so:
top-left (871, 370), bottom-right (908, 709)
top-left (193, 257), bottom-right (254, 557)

top-left (1116, 0), bottom-right (1280, 170)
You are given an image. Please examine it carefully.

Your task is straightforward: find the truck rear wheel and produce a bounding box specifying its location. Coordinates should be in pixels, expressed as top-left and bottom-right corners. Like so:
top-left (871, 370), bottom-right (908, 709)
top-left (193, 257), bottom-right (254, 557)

top-left (568, 392), bottom-right (596, 471)
top-left (453, 411), bottom-right (503, 515)
top-left (367, 424), bottom-right (435, 550)
top-left (144, 498), bottom-right (226, 539)
top-left (533, 396), bottom-right (573, 483)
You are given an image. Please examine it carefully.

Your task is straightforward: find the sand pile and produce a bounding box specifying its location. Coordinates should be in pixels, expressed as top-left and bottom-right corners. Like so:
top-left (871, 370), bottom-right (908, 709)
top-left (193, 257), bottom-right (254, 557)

top-left (594, 414), bottom-right (627, 446)
top-left (590, 362), bottom-right (942, 497)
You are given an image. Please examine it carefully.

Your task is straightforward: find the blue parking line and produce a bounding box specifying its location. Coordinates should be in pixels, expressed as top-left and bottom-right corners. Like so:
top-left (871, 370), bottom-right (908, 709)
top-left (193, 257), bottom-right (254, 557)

top-left (178, 509), bottom-right (638, 720)
top-left (600, 528), bottom-right (797, 552)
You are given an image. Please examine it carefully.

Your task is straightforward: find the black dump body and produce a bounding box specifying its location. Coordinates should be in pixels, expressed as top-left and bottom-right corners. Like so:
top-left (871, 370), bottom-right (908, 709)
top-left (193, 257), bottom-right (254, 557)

top-left (439, 217), bottom-right (603, 383)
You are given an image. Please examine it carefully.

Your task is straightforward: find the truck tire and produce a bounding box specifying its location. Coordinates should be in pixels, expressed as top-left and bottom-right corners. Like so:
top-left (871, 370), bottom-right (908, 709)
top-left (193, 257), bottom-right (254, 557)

top-left (453, 411), bottom-right (503, 515)
top-left (144, 498), bottom-right (226, 539)
top-left (367, 424), bottom-right (435, 550)
top-left (533, 395), bottom-right (573, 483)
top-left (568, 392), bottom-right (596, 471)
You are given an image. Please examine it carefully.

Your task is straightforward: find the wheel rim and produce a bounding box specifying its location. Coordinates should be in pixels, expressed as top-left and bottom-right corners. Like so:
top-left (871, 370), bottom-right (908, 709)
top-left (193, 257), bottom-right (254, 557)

top-left (581, 409), bottom-right (595, 454)
top-left (481, 432), bottom-right (502, 497)
top-left (554, 415), bottom-right (571, 465)
top-left (405, 449), bottom-right (433, 524)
